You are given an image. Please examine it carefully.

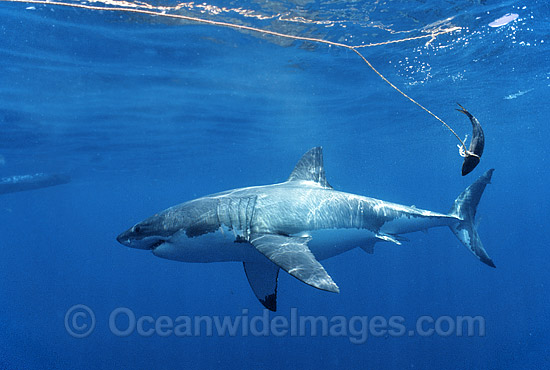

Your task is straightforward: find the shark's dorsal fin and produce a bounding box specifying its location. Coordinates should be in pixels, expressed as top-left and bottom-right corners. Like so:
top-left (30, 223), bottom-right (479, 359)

top-left (287, 147), bottom-right (332, 189)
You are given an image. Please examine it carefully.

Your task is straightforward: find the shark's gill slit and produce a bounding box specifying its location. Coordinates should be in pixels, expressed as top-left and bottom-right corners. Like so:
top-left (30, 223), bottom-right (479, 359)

top-left (4, 0), bottom-right (474, 160)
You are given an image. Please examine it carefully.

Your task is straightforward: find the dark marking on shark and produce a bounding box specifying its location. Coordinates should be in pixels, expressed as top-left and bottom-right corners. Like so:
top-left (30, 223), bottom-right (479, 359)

top-left (260, 293), bottom-right (277, 312)
top-left (234, 235), bottom-right (247, 243)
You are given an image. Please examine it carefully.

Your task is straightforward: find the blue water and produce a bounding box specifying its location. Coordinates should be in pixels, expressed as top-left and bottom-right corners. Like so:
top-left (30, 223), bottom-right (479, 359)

top-left (1, 0), bottom-right (549, 368)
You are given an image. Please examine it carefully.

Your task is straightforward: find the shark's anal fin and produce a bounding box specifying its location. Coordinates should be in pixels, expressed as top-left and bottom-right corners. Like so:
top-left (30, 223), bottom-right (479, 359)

top-left (249, 233), bottom-right (339, 293)
top-left (243, 262), bottom-right (279, 311)
top-left (287, 147), bottom-right (332, 189)
top-left (361, 240), bottom-right (375, 254)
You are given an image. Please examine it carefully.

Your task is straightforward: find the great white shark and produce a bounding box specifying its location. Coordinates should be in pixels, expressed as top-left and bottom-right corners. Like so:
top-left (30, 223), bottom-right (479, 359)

top-left (117, 147), bottom-right (495, 311)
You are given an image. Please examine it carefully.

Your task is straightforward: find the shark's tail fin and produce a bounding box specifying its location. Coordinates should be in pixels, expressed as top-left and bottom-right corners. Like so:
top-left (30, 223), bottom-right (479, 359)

top-left (448, 169), bottom-right (495, 268)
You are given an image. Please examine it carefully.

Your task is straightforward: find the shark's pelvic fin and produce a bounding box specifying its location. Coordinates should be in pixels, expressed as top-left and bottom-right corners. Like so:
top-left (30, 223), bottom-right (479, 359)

top-left (243, 262), bottom-right (279, 311)
top-left (287, 147), bottom-right (332, 189)
top-left (449, 169), bottom-right (495, 267)
top-left (361, 234), bottom-right (408, 255)
top-left (250, 233), bottom-right (340, 293)
top-left (376, 233), bottom-right (404, 245)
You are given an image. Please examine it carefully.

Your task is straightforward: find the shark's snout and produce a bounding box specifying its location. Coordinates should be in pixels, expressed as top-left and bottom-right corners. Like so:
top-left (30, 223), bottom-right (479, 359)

top-left (116, 228), bottom-right (141, 248)
top-left (116, 226), bottom-right (167, 250)
top-left (116, 231), bottom-right (131, 246)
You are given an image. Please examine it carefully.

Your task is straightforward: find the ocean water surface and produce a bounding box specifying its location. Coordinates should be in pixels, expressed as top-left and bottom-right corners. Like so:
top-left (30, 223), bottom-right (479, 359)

top-left (0, 0), bottom-right (549, 369)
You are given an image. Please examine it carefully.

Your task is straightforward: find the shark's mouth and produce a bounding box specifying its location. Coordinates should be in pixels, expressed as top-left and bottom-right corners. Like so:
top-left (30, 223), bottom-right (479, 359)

top-left (116, 234), bottom-right (167, 250)
top-left (150, 239), bottom-right (165, 250)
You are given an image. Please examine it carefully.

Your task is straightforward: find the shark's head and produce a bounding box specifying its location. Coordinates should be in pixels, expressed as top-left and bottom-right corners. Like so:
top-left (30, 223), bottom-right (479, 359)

top-left (116, 213), bottom-right (178, 250)
top-left (116, 199), bottom-right (222, 256)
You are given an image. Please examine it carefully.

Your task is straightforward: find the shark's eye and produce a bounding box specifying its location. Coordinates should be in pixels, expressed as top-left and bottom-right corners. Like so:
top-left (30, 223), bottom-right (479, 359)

top-left (133, 226), bottom-right (141, 233)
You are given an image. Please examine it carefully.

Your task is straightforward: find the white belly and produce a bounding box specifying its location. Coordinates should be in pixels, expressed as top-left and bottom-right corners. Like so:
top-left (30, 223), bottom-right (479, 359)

top-left (303, 228), bottom-right (376, 260)
top-left (152, 227), bottom-right (266, 263)
top-left (151, 226), bottom-right (375, 263)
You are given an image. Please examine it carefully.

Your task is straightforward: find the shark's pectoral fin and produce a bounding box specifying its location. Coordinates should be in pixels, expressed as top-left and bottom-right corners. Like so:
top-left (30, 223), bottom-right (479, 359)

top-left (249, 233), bottom-right (340, 293)
top-left (243, 262), bottom-right (279, 311)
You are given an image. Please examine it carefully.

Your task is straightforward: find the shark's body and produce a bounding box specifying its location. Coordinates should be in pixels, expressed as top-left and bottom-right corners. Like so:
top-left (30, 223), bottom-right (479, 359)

top-left (118, 147), bottom-right (495, 310)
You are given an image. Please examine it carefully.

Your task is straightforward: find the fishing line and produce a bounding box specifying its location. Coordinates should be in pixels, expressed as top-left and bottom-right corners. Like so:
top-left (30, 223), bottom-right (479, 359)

top-left (2, 0), bottom-right (469, 151)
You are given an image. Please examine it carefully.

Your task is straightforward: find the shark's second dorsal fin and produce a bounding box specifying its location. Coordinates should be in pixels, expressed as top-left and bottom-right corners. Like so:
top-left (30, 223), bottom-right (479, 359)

top-left (287, 147), bottom-right (332, 189)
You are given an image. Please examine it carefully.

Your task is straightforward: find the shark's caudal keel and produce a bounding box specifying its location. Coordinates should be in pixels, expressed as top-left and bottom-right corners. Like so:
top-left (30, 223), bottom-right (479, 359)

top-left (117, 147), bottom-right (495, 311)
